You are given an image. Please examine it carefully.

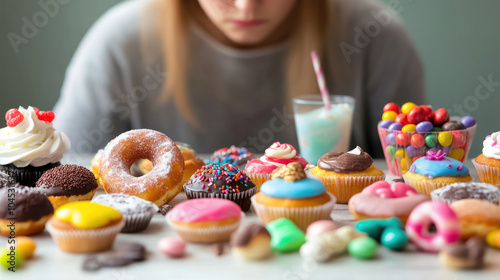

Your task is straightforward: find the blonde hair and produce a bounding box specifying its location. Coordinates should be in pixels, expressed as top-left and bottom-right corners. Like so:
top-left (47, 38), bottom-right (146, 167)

top-left (155, 0), bottom-right (330, 126)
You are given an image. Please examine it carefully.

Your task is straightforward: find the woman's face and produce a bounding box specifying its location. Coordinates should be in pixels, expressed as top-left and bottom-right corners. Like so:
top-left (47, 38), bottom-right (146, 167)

top-left (197, 0), bottom-right (298, 46)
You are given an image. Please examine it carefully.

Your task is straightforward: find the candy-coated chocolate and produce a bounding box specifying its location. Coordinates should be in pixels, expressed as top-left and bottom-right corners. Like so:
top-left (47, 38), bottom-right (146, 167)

top-left (461, 116), bottom-right (476, 128)
top-left (395, 149), bottom-right (407, 159)
top-left (402, 124), bottom-right (416, 132)
top-left (386, 133), bottom-right (396, 146)
top-left (395, 113), bottom-right (409, 125)
top-left (405, 201), bottom-right (461, 252)
top-left (409, 151), bottom-right (469, 179)
top-left (306, 220), bottom-right (338, 240)
top-left (383, 103), bottom-right (400, 114)
top-left (396, 132), bottom-right (410, 146)
top-left (411, 134), bottom-right (425, 148)
top-left (420, 105), bottom-right (434, 120)
top-left (401, 102), bottom-right (417, 115)
top-left (348, 237), bottom-right (377, 259)
top-left (486, 230), bottom-right (500, 248)
top-left (441, 121), bottom-right (466, 131)
top-left (266, 218), bottom-right (305, 253)
top-left (438, 132), bottom-right (453, 147)
top-left (416, 121), bottom-right (433, 133)
top-left (407, 106), bottom-right (426, 124)
top-left (425, 134), bottom-right (438, 147)
top-left (447, 148), bottom-right (465, 161)
top-left (451, 131), bottom-right (467, 148)
top-left (0, 248), bottom-right (23, 270)
top-left (158, 237), bottom-right (186, 258)
top-left (382, 111), bottom-right (397, 122)
top-left (388, 123), bottom-right (403, 132)
top-left (260, 178), bottom-right (326, 199)
top-left (55, 201), bottom-right (122, 229)
top-left (378, 120), bottom-right (394, 129)
top-left (13, 237), bottom-right (36, 259)
top-left (432, 108), bottom-right (449, 126)
top-left (381, 227), bottom-right (408, 251)
top-left (386, 145), bottom-right (396, 158)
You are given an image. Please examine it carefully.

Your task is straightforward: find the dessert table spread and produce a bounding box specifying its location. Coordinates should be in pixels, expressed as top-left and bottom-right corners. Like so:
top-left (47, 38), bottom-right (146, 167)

top-left (1, 155), bottom-right (499, 280)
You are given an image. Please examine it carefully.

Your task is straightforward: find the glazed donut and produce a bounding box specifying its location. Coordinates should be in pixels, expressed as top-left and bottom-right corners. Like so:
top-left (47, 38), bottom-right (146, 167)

top-left (405, 201), bottom-right (461, 252)
top-left (348, 181), bottom-right (428, 223)
top-left (99, 129), bottom-right (184, 207)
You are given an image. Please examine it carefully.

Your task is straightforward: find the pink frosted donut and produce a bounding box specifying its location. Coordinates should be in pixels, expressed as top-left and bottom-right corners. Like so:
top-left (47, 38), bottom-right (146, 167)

top-left (362, 181), bottom-right (418, 198)
top-left (405, 201), bottom-right (461, 252)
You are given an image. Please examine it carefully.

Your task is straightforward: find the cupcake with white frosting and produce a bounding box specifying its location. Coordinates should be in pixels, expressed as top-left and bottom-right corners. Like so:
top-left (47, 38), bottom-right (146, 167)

top-left (244, 142), bottom-right (308, 192)
top-left (0, 106), bottom-right (70, 186)
top-left (473, 132), bottom-right (500, 190)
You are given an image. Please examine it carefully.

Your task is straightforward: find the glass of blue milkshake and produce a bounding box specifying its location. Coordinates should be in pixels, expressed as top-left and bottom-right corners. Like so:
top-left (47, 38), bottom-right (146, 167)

top-left (293, 95), bottom-right (355, 164)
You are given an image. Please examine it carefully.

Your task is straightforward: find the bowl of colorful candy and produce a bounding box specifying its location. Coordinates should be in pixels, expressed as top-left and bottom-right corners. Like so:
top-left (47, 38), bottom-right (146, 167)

top-left (378, 102), bottom-right (477, 176)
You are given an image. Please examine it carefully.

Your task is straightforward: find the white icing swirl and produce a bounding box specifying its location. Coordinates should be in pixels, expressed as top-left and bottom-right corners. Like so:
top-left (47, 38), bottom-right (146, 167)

top-left (483, 132), bottom-right (500, 160)
top-left (264, 142), bottom-right (296, 159)
top-left (0, 106), bottom-right (70, 167)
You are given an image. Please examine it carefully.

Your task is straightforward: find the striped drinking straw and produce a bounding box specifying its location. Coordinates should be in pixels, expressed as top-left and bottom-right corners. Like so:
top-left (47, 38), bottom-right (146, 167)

top-left (310, 51), bottom-right (331, 111)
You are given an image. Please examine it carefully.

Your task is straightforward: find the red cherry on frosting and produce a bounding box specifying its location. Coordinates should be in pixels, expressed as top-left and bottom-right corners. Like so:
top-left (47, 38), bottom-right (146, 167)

top-left (5, 109), bottom-right (24, 127)
top-left (37, 111), bottom-right (55, 123)
top-left (33, 107), bottom-right (40, 115)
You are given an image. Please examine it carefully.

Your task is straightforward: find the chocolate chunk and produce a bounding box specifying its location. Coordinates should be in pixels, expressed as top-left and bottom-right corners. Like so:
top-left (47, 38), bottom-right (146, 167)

top-left (441, 121), bottom-right (466, 131)
top-left (100, 255), bottom-right (134, 267)
top-left (116, 242), bottom-right (147, 262)
top-left (392, 177), bottom-right (405, 183)
top-left (158, 204), bottom-right (173, 216)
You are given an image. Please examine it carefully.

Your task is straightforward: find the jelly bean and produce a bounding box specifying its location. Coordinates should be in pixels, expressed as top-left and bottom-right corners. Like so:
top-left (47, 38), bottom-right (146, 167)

top-left (382, 111), bottom-right (397, 122)
top-left (158, 237), bottom-right (186, 258)
top-left (395, 149), bottom-right (407, 159)
top-left (425, 134), bottom-right (438, 147)
top-left (381, 227), bottom-right (408, 251)
top-left (486, 230), bottom-right (500, 248)
top-left (411, 133), bottom-right (425, 148)
top-left (402, 124), bottom-right (416, 132)
top-left (383, 103), bottom-right (400, 114)
top-left (395, 113), bottom-right (409, 125)
top-left (0, 248), bottom-right (23, 270)
top-left (451, 131), bottom-right (466, 148)
top-left (386, 145), bottom-right (396, 158)
top-left (355, 220), bottom-right (385, 241)
top-left (432, 108), bottom-right (449, 126)
top-left (266, 218), bottom-right (306, 253)
top-left (380, 217), bottom-right (404, 229)
top-left (13, 237), bottom-right (36, 260)
top-left (348, 237), bottom-right (377, 259)
top-left (386, 133), bottom-right (396, 146)
top-left (401, 102), bottom-right (417, 115)
top-left (416, 121), bottom-right (433, 133)
top-left (396, 132), bottom-right (410, 146)
top-left (388, 123), bottom-right (403, 132)
top-left (448, 148), bottom-right (465, 161)
top-left (379, 120), bottom-right (394, 129)
top-left (407, 106), bottom-right (426, 124)
top-left (306, 220), bottom-right (338, 240)
top-left (406, 146), bottom-right (425, 158)
top-left (401, 157), bottom-right (412, 173)
top-left (461, 116), bottom-right (476, 128)
top-left (438, 132), bottom-right (453, 147)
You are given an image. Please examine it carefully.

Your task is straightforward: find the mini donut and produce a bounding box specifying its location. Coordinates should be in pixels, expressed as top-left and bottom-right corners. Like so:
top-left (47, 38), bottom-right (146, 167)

top-left (439, 238), bottom-right (486, 270)
top-left (99, 129), bottom-right (184, 207)
top-left (450, 199), bottom-right (500, 240)
top-left (348, 181), bottom-right (428, 223)
top-left (230, 223), bottom-right (272, 261)
top-left (405, 201), bottom-right (461, 252)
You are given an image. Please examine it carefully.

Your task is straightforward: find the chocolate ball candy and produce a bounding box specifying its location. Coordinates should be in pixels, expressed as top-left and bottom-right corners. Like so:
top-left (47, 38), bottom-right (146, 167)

top-left (416, 121), bottom-right (433, 133)
top-left (348, 237), bottom-right (377, 259)
top-left (461, 116), bottom-right (476, 128)
top-left (442, 121), bottom-right (466, 131)
top-left (379, 120), bottom-right (394, 129)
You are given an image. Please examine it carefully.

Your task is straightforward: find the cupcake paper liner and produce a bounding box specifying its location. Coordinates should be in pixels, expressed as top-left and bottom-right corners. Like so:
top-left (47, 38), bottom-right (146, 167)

top-left (0, 162), bottom-right (60, 187)
top-left (472, 160), bottom-right (500, 190)
top-left (250, 193), bottom-right (336, 231)
top-left (314, 175), bottom-right (385, 204)
top-left (402, 175), bottom-right (472, 197)
top-left (245, 172), bottom-right (271, 192)
top-left (166, 214), bottom-right (241, 243)
top-left (122, 212), bottom-right (155, 233)
top-left (183, 187), bottom-right (256, 211)
top-left (46, 219), bottom-right (125, 253)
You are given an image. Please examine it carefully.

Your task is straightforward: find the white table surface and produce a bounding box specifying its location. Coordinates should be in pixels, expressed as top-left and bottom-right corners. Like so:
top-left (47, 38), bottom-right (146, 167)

top-left (2, 155), bottom-right (499, 280)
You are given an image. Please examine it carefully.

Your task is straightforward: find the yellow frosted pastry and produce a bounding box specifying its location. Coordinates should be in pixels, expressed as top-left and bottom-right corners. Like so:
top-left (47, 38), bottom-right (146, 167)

top-left (55, 201), bottom-right (121, 229)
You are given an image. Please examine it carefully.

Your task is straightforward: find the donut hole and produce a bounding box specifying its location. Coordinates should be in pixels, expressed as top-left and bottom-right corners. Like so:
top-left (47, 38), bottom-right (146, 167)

top-left (130, 159), bottom-right (152, 177)
top-left (423, 222), bottom-right (438, 237)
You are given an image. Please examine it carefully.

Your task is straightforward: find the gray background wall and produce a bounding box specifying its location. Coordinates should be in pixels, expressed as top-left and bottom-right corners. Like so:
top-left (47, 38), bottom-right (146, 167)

top-left (0, 0), bottom-right (499, 156)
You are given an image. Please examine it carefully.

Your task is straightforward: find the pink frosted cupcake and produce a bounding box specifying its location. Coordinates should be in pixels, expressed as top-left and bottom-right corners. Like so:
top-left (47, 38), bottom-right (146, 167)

top-left (244, 142), bottom-right (308, 192)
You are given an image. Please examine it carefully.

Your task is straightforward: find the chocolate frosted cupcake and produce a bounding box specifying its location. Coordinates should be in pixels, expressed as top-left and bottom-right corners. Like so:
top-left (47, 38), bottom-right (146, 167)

top-left (36, 164), bottom-right (98, 209)
top-left (92, 193), bottom-right (159, 233)
top-left (0, 186), bottom-right (54, 236)
top-left (0, 106), bottom-right (70, 186)
top-left (183, 163), bottom-right (256, 211)
top-left (310, 146), bottom-right (385, 203)
top-left (431, 182), bottom-right (500, 205)
top-left (208, 146), bottom-right (255, 169)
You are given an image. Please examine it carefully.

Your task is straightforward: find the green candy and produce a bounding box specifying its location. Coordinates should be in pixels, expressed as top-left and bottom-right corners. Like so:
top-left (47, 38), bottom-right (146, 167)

top-left (354, 217), bottom-right (403, 241)
top-left (381, 227), bottom-right (408, 251)
top-left (431, 127), bottom-right (442, 132)
top-left (0, 248), bottom-right (24, 271)
top-left (386, 145), bottom-right (396, 159)
top-left (348, 237), bottom-right (377, 259)
top-left (266, 218), bottom-right (305, 253)
top-left (425, 134), bottom-right (438, 147)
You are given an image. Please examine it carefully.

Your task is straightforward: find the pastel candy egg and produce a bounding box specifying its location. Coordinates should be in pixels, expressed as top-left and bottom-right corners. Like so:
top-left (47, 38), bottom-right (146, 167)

top-left (388, 123), bottom-right (403, 132)
top-left (416, 121), bottom-right (433, 133)
top-left (381, 227), bottom-right (408, 251)
top-left (438, 132), bottom-right (453, 147)
top-left (0, 248), bottom-right (24, 270)
top-left (401, 102), bottom-right (417, 115)
top-left (425, 134), bottom-right (438, 147)
top-left (448, 148), bottom-right (465, 161)
top-left (461, 116), bottom-right (476, 128)
top-left (382, 111), bottom-right (398, 122)
top-left (266, 218), bottom-right (306, 253)
top-left (402, 124), bottom-right (416, 132)
top-left (13, 237), bottom-right (36, 260)
top-left (348, 237), bottom-right (377, 259)
top-left (386, 145), bottom-right (396, 158)
top-left (158, 237), bottom-right (186, 258)
top-left (386, 133), bottom-right (396, 146)
top-left (306, 220), bottom-right (338, 240)
top-left (411, 133), bottom-right (425, 148)
top-left (379, 120), bottom-right (394, 129)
